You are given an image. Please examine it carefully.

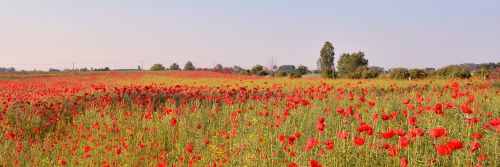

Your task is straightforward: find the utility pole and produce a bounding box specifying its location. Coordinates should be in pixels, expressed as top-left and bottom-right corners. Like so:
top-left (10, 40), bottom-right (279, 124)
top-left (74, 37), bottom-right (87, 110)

top-left (72, 61), bottom-right (75, 71)
top-left (141, 60), bottom-right (144, 71)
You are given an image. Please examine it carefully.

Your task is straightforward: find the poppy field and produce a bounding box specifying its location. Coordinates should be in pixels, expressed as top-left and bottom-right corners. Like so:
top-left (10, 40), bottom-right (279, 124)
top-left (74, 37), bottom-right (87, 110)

top-left (0, 71), bottom-right (499, 167)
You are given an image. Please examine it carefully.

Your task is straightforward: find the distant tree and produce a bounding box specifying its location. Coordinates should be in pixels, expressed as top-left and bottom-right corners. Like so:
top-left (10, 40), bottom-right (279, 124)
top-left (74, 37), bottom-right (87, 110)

top-left (215, 64), bottom-right (223, 70)
top-left (49, 68), bottom-right (61, 72)
top-left (472, 69), bottom-right (489, 79)
top-left (251, 64), bottom-right (268, 76)
top-left (369, 66), bottom-right (385, 75)
top-left (436, 65), bottom-right (471, 79)
top-left (409, 69), bottom-right (427, 79)
top-left (317, 41), bottom-right (335, 78)
top-left (289, 71), bottom-right (302, 78)
top-left (278, 65), bottom-right (296, 74)
top-left (183, 61), bottom-right (195, 70)
top-left (390, 68), bottom-right (410, 79)
top-left (337, 51), bottom-right (369, 78)
top-left (0, 67), bottom-right (16, 72)
top-left (79, 68), bottom-right (88, 72)
top-left (233, 65), bottom-right (247, 74)
top-left (296, 65), bottom-right (309, 75)
top-left (138, 66), bottom-right (142, 71)
top-left (275, 70), bottom-right (288, 77)
top-left (169, 63), bottom-right (180, 70)
top-left (358, 67), bottom-right (378, 79)
top-left (150, 63), bottom-right (166, 71)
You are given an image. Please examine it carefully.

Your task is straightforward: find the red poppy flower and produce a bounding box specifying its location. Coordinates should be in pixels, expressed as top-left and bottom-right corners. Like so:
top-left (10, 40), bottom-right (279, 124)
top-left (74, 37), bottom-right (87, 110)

top-left (337, 131), bottom-right (350, 139)
top-left (309, 159), bottom-right (323, 167)
top-left (353, 136), bottom-right (365, 146)
top-left (381, 130), bottom-right (396, 139)
top-left (304, 138), bottom-right (319, 150)
top-left (469, 141), bottom-right (480, 153)
top-left (170, 117), bottom-right (177, 126)
top-left (472, 132), bottom-right (483, 139)
top-left (435, 145), bottom-right (452, 155)
top-left (429, 128), bottom-right (447, 139)
top-left (324, 138), bottom-right (334, 150)
top-left (400, 158), bottom-right (408, 167)
top-left (278, 135), bottom-right (286, 143)
top-left (446, 140), bottom-right (463, 150)
top-left (187, 143), bottom-right (193, 153)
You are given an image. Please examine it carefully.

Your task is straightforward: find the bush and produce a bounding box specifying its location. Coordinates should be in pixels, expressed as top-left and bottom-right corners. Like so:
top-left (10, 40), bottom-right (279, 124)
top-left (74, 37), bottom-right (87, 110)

top-left (251, 65), bottom-right (268, 76)
top-left (150, 64), bottom-right (165, 71)
top-left (436, 65), bottom-right (471, 79)
top-left (409, 69), bottom-right (427, 79)
top-left (289, 71), bottom-right (302, 78)
top-left (472, 69), bottom-right (489, 79)
top-left (170, 63), bottom-right (180, 70)
top-left (390, 68), bottom-right (410, 79)
top-left (184, 61), bottom-right (195, 70)
top-left (275, 70), bottom-right (287, 77)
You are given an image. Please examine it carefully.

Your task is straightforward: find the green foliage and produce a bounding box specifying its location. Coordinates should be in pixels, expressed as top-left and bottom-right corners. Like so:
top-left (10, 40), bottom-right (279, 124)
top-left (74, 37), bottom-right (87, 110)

top-left (288, 71), bottom-right (302, 78)
top-left (390, 68), bottom-right (410, 79)
top-left (250, 64), bottom-right (268, 76)
top-left (317, 41), bottom-right (335, 78)
top-left (169, 63), bottom-right (180, 70)
top-left (215, 64), bottom-right (223, 70)
top-left (277, 65), bottom-right (296, 74)
top-left (436, 65), bottom-right (471, 79)
top-left (233, 66), bottom-right (248, 74)
top-left (472, 69), bottom-right (489, 79)
top-left (149, 64), bottom-right (166, 71)
top-left (409, 69), bottom-right (428, 79)
top-left (337, 52), bottom-right (369, 78)
top-left (296, 65), bottom-right (309, 75)
top-left (183, 61), bottom-right (195, 70)
top-left (275, 70), bottom-right (288, 77)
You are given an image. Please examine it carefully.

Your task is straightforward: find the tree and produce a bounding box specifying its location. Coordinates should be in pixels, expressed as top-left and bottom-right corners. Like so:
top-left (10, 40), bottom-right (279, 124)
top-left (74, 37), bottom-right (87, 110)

top-left (337, 51), bottom-right (369, 78)
top-left (183, 61), bottom-right (195, 70)
top-left (390, 68), bottom-right (410, 79)
top-left (369, 66), bottom-right (385, 75)
top-left (409, 69), bottom-right (427, 79)
top-left (317, 41), bottom-right (335, 78)
top-left (296, 65), bottom-right (309, 75)
top-left (277, 65), bottom-right (296, 74)
top-left (150, 64), bottom-right (166, 71)
top-left (215, 64), bottom-right (223, 70)
top-left (250, 64), bottom-right (268, 76)
top-left (233, 66), bottom-right (247, 74)
top-left (436, 65), bottom-right (471, 79)
top-left (170, 63), bottom-right (180, 70)
top-left (409, 69), bottom-right (422, 79)
top-left (275, 70), bottom-right (288, 77)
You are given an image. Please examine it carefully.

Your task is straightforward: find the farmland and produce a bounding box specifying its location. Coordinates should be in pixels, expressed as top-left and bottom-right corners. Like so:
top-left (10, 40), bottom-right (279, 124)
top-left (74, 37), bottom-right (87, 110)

top-left (0, 71), bottom-right (498, 167)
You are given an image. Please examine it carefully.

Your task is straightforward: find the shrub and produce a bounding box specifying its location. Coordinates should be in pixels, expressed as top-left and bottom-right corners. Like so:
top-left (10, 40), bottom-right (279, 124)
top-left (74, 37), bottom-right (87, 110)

top-left (436, 65), bottom-right (471, 79)
top-left (390, 68), bottom-right (410, 79)
top-left (409, 69), bottom-right (427, 79)
top-left (150, 64), bottom-right (165, 71)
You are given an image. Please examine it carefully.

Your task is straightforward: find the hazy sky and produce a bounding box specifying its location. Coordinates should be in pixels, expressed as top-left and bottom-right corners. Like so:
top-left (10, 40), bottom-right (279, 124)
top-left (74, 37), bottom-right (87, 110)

top-left (1, 0), bottom-right (499, 71)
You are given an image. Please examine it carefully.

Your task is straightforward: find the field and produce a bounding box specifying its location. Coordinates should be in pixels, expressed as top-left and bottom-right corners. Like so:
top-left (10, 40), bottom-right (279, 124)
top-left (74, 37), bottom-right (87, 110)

top-left (0, 71), bottom-right (498, 167)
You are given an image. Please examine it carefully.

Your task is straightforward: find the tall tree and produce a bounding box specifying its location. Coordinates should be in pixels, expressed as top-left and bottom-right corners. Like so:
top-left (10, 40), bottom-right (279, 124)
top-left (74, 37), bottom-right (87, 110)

top-left (149, 64), bottom-right (165, 71)
top-left (183, 61), bottom-right (195, 70)
top-left (317, 42), bottom-right (335, 78)
top-left (169, 63), bottom-right (180, 70)
top-left (337, 51), bottom-right (369, 78)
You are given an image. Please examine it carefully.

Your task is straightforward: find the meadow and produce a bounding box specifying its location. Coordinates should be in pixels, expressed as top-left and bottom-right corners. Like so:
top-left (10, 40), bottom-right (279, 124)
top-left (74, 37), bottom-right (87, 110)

top-left (0, 71), bottom-right (498, 167)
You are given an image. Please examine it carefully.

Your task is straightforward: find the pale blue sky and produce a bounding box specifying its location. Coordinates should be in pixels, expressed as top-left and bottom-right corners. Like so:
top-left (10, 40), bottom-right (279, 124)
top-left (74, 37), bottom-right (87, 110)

top-left (1, 0), bottom-right (499, 70)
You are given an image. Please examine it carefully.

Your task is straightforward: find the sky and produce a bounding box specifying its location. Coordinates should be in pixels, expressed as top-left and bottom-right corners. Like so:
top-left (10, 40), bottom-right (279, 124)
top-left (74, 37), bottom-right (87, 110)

top-left (0, 0), bottom-right (499, 71)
